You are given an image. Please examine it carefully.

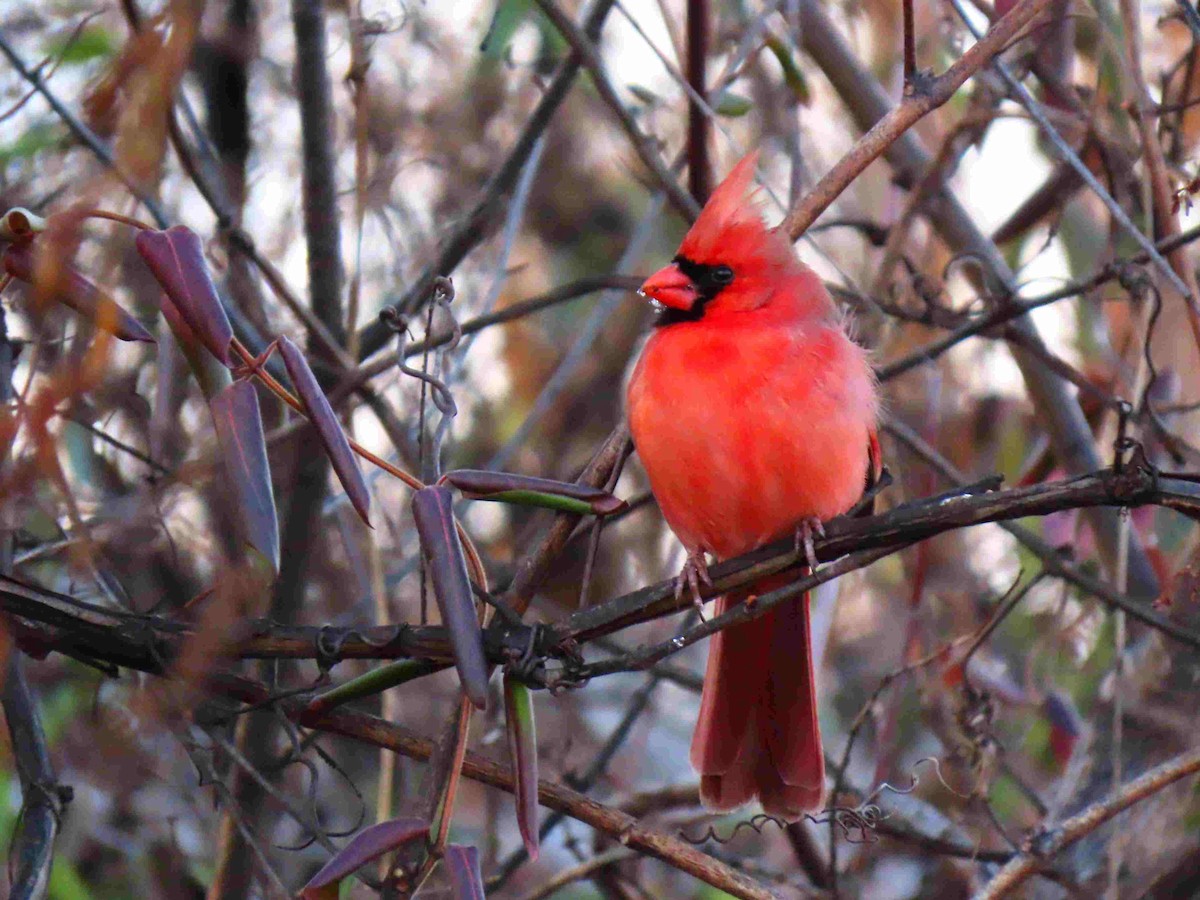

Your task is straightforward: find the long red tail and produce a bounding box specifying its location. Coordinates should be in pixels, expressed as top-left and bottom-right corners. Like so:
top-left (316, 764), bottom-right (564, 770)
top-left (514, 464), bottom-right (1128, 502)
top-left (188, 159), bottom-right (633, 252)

top-left (689, 574), bottom-right (825, 819)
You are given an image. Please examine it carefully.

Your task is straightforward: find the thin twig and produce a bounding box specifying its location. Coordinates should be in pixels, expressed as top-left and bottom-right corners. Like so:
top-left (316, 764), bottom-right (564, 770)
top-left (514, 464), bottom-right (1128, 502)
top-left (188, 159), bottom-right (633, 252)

top-left (530, 0), bottom-right (699, 219)
top-left (975, 745), bottom-right (1200, 898)
top-left (780, 0), bottom-right (1053, 239)
top-left (947, 0), bottom-right (1199, 313)
top-left (685, 0), bottom-right (711, 202)
top-left (353, 0), bottom-right (620, 360)
top-left (795, 0), bottom-right (1162, 600)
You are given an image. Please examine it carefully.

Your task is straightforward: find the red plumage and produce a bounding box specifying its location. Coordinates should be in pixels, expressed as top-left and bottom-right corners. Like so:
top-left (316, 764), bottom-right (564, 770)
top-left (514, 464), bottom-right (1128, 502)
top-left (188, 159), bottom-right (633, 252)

top-left (626, 152), bottom-right (879, 819)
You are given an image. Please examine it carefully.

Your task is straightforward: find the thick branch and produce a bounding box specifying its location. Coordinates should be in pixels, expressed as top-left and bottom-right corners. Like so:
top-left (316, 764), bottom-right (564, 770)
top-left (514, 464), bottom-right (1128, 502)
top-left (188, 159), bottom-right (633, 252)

top-left (6, 462), bottom-right (1200, 682)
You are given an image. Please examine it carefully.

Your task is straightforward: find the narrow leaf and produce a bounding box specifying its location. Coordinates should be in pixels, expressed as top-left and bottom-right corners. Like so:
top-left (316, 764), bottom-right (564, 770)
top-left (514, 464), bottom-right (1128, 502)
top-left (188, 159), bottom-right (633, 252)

top-left (209, 381), bottom-right (280, 572)
top-left (299, 818), bottom-right (429, 899)
top-left (504, 673), bottom-right (540, 861)
top-left (134, 226), bottom-right (233, 364)
top-left (158, 291), bottom-right (207, 373)
top-left (468, 489), bottom-right (609, 516)
top-left (305, 660), bottom-right (440, 717)
top-left (713, 90), bottom-right (753, 117)
top-left (765, 34), bottom-right (810, 105)
top-left (1043, 691), bottom-right (1083, 766)
top-left (442, 469), bottom-right (626, 516)
top-left (278, 335), bottom-right (371, 525)
top-left (443, 845), bottom-right (485, 900)
top-left (3, 242), bottom-right (154, 343)
top-left (412, 486), bottom-right (489, 709)
top-left (628, 84), bottom-right (660, 106)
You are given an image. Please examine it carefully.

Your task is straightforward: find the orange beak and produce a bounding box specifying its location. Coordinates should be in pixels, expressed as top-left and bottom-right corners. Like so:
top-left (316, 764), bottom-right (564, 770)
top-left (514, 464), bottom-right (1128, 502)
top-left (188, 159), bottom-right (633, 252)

top-left (639, 262), bottom-right (697, 311)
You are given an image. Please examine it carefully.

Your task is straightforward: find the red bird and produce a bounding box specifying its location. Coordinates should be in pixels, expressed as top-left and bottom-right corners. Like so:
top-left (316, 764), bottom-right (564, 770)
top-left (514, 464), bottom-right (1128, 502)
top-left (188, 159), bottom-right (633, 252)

top-left (626, 153), bottom-right (880, 819)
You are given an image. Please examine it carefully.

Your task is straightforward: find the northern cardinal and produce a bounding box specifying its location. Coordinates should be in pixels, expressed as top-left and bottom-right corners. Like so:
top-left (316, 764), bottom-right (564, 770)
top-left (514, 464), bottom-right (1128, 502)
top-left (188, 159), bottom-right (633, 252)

top-left (626, 153), bottom-right (880, 818)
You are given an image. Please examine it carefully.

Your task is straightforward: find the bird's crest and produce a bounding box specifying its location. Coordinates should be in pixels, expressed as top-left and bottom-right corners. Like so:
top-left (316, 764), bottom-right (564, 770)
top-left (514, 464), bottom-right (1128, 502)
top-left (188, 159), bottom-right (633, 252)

top-left (678, 152), bottom-right (792, 269)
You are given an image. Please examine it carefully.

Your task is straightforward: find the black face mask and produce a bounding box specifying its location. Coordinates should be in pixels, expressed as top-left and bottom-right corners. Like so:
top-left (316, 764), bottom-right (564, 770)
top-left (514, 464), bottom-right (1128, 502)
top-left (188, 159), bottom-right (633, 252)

top-left (654, 256), bottom-right (735, 327)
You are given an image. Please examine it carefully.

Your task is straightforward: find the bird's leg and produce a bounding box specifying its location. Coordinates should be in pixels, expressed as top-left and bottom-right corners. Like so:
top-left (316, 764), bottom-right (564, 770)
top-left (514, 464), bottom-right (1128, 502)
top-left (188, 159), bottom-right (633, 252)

top-left (793, 517), bottom-right (825, 571)
top-left (674, 549), bottom-right (713, 616)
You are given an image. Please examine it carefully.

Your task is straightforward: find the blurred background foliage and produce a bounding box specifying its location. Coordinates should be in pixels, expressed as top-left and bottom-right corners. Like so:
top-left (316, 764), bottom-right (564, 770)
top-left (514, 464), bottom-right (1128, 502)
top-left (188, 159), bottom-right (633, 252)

top-left (2, 0), bottom-right (1200, 897)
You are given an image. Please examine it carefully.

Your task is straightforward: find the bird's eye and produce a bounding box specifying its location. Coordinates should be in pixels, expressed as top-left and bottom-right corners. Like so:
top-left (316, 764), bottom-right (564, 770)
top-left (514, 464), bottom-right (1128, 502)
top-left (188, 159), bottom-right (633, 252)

top-left (712, 265), bottom-right (734, 284)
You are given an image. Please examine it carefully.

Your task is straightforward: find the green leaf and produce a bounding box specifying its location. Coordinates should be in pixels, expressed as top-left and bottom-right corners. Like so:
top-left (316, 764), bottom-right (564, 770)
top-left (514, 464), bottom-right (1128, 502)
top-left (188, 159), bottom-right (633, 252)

top-left (504, 674), bottom-right (539, 860)
top-left (50, 856), bottom-right (95, 900)
top-left (306, 660), bottom-right (440, 716)
top-left (44, 26), bottom-right (116, 65)
top-left (482, 489), bottom-right (597, 515)
top-left (765, 35), bottom-right (810, 104)
top-left (0, 123), bottom-right (63, 165)
top-left (628, 84), bottom-right (660, 106)
top-left (713, 91), bottom-right (753, 117)
top-left (480, 0), bottom-right (531, 59)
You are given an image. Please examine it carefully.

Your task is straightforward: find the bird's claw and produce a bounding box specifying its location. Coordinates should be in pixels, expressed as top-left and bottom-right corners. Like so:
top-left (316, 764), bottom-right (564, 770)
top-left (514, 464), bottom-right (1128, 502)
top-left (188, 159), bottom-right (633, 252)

top-left (793, 518), bottom-right (825, 571)
top-left (674, 550), bottom-right (713, 619)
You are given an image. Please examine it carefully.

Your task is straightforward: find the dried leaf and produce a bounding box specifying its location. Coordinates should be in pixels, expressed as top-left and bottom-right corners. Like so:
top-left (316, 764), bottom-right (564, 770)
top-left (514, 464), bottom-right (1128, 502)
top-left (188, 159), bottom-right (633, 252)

top-left (412, 486), bottom-right (489, 709)
top-left (298, 818), bottom-right (429, 899)
top-left (0, 207), bottom-right (47, 241)
top-left (135, 226), bottom-right (233, 364)
top-left (443, 845), bottom-right (485, 900)
top-left (209, 380), bottom-right (279, 572)
top-left (504, 673), bottom-right (539, 860)
top-left (278, 336), bottom-right (371, 526)
top-left (2, 242), bottom-right (154, 343)
top-left (442, 469), bottom-right (626, 516)
top-left (113, 7), bottom-right (195, 188)
top-left (81, 18), bottom-right (164, 137)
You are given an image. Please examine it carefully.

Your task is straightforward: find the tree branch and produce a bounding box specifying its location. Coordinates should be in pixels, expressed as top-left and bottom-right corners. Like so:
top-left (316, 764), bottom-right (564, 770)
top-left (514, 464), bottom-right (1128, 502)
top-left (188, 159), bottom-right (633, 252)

top-left (976, 745), bottom-right (1200, 898)
top-left (779, 0), bottom-right (1052, 240)
top-left (794, 0), bottom-right (1163, 600)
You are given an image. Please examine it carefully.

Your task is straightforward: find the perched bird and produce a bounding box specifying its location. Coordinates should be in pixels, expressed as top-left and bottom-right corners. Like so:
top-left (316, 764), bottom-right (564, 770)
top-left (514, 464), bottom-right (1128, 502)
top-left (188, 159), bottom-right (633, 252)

top-left (626, 153), bottom-right (880, 818)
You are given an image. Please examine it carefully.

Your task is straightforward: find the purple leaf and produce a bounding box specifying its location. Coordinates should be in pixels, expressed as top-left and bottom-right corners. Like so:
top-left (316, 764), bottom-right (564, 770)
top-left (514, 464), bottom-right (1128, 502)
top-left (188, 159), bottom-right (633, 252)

top-left (443, 845), bottom-right (485, 900)
top-left (209, 380), bottom-right (279, 572)
top-left (156, 287), bottom-right (209, 375)
top-left (442, 469), bottom-right (626, 516)
top-left (3, 242), bottom-right (154, 343)
top-left (134, 226), bottom-right (233, 364)
top-left (412, 486), bottom-right (489, 709)
top-left (278, 335), bottom-right (370, 526)
top-left (504, 672), bottom-right (540, 861)
top-left (1043, 690), bottom-right (1083, 766)
top-left (299, 818), bottom-right (429, 899)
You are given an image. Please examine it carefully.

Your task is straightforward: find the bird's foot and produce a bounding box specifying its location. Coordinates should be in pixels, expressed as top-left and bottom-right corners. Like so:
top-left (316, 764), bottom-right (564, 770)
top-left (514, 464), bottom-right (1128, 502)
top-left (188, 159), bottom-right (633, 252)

top-left (674, 550), bottom-right (713, 618)
top-left (793, 517), bottom-right (826, 571)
